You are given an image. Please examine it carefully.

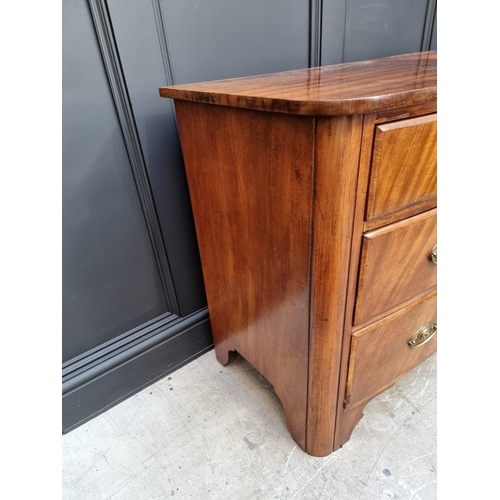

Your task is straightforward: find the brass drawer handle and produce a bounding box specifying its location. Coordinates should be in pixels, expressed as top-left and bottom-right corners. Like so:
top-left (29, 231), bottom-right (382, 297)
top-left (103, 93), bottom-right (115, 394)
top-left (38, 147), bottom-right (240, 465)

top-left (408, 322), bottom-right (437, 349)
top-left (429, 244), bottom-right (437, 264)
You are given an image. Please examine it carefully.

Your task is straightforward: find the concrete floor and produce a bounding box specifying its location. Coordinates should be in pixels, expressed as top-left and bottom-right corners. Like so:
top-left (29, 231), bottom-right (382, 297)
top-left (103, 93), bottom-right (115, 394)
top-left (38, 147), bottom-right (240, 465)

top-left (62, 351), bottom-right (437, 499)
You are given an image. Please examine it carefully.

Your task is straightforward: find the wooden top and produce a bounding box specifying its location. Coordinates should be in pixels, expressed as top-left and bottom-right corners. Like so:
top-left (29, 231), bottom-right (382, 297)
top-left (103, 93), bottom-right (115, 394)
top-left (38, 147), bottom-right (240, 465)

top-left (159, 51), bottom-right (436, 116)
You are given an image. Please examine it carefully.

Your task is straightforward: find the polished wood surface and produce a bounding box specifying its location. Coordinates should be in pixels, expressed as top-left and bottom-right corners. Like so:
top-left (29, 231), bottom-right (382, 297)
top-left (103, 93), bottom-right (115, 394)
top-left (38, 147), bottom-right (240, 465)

top-left (337, 401), bottom-right (370, 448)
top-left (174, 100), bottom-right (315, 450)
top-left (346, 292), bottom-right (437, 409)
top-left (160, 52), bottom-right (436, 116)
top-left (374, 101), bottom-right (437, 123)
top-left (306, 115), bottom-right (363, 456)
top-left (161, 52), bottom-right (438, 457)
top-left (366, 114), bottom-right (437, 226)
top-left (354, 209), bottom-right (437, 327)
top-left (363, 198), bottom-right (437, 232)
top-left (332, 112), bottom-right (379, 451)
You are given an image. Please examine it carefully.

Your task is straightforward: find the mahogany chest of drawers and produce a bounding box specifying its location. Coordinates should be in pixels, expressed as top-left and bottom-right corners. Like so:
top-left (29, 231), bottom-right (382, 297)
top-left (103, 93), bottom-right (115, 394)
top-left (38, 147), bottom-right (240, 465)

top-left (160, 51), bottom-right (437, 457)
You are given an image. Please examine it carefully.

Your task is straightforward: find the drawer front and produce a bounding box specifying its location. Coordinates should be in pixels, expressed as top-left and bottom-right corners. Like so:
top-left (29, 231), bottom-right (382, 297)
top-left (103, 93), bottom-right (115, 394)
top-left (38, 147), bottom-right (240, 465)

top-left (366, 114), bottom-right (436, 225)
top-left (354, 209), bottom-right (436, 326)
top-left (346, 292), bottom-right (437, 409)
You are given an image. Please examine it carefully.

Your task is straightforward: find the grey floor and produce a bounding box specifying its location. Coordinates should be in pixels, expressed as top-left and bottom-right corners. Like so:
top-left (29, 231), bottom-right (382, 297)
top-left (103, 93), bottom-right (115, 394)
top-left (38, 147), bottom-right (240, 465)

top-left (62, 351), bottom-right (437, 500)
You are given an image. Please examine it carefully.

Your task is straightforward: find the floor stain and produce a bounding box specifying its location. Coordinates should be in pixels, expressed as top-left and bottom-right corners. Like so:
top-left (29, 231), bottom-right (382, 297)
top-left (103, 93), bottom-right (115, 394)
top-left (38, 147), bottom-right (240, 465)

top-left (243, 436), bottom-right (258, 450)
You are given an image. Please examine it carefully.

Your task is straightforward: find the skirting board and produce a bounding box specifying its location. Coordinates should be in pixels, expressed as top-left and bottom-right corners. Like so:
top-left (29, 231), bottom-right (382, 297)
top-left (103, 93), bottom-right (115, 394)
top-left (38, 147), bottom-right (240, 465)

top-left (62, 308), bottom-right (213, 433)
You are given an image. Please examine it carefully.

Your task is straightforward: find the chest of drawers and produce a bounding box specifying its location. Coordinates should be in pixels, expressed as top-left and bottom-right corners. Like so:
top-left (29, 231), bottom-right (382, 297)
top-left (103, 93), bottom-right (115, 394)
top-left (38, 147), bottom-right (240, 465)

top-left (160, 51), bottom-right (437, 457)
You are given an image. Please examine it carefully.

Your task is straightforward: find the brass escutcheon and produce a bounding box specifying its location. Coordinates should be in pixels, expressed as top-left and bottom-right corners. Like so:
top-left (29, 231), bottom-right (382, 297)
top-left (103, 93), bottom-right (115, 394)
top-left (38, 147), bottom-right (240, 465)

top-left (408, 322), bottom-right (437, 349)
top-left (430, 244), bottom-right (437, 264)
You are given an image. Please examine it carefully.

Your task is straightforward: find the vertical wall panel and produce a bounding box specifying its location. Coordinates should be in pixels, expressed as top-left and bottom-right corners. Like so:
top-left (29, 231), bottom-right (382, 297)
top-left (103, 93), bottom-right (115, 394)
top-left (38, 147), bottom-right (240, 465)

top-left (343, 0), bottom-right (429, 62)
top-left (107, 0), bottom-right (207, 315)
top-left (62, 0), bottom-right (167, 361)
top-left (430, 11), bottom-right (437, 50)
top-left (162, 0), bottom-right (310, 84)
top-left (321, 0), bottom-right (347, 65)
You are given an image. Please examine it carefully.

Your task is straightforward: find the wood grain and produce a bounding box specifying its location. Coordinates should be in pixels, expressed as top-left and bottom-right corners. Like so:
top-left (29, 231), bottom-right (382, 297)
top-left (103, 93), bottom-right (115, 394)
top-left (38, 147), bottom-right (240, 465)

top-left (363, 198), bottom-right (437, 232)
top-left (354, 209), bottom-right (437, 326)
top-left (346, 291), bottom-right (437, 409)
top-left (331, 113), bottom-right (378, 451)
top-left (306, 115), bottom-right (363, 456)
top-left (366, 114), bottom-right (437, 225)
top-left (160, 52), bottom-right (436, 116)
top-left (374, 101), bottom-right (437, 123)
top-left (174, 100), bottom-right (315, 450)
top-left (337, 401), bottom-right (370, 448)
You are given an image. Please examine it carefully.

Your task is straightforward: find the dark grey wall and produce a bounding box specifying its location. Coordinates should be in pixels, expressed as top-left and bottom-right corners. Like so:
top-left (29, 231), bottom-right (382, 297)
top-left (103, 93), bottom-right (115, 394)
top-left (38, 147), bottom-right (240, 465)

top-left (62, 0), bottom-right (437, 432)
top-left (430, 9), bottom-right (437, 50)
top-left (62, 0), bottom-right (167, 362)
top-left (321, 0), bottom-right (436, 65)
top-left (343, 0), bottom-right (430, 62)
top-left (157, 0), bottom-right (310, 83)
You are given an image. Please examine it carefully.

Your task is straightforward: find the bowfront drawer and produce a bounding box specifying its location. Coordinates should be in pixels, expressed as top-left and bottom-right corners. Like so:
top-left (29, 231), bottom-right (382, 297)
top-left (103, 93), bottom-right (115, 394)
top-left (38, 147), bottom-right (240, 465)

top-left (346, 292), bottom-right (437, 409)
top-left (366, 114), bottom-right (436, 227)
top-left (354, 209), bottom-right (437, 326)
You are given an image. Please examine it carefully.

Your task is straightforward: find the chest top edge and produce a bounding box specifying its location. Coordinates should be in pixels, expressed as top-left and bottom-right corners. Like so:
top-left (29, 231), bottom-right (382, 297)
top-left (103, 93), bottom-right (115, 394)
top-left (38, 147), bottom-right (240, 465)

top-left (159, 51), bottom-right (437, 117)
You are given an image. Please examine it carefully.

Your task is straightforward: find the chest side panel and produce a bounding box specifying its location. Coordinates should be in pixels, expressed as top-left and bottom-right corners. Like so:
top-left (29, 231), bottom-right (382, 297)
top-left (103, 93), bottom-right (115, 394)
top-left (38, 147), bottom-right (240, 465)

top-left (174, 100), bottom-right (315, 448)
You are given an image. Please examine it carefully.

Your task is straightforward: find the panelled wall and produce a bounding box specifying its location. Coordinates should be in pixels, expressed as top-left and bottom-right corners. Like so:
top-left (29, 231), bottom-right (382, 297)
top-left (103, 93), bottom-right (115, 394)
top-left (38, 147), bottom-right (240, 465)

top-left (62, 0), bottom-right (437, 432)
